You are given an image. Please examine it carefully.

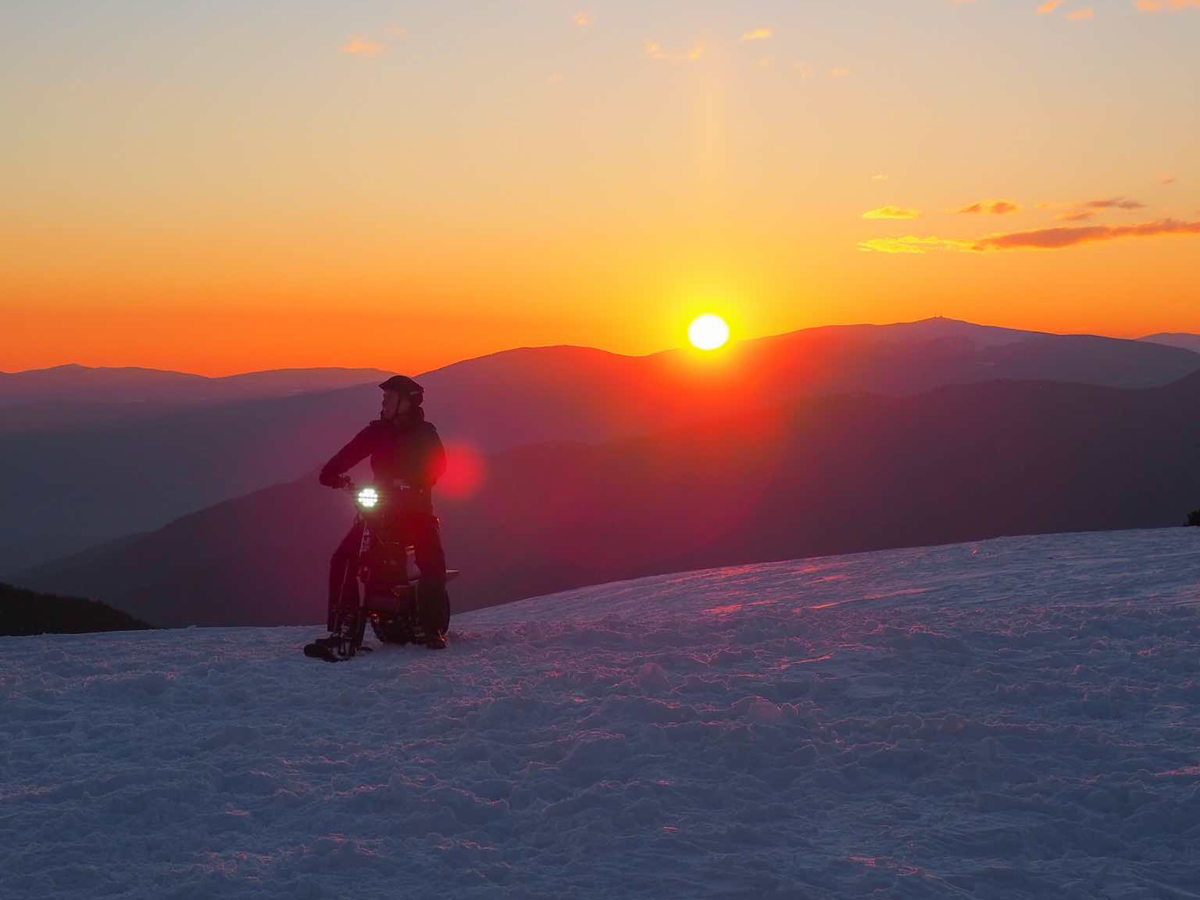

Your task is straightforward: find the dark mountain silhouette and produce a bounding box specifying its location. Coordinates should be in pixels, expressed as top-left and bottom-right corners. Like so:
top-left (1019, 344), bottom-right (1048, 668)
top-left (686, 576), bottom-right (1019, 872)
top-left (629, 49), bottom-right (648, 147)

top-left (17, 370), bottom-right (1200, 628)
top-left (0, 582), bottom-right (151, 636)
top-left (1140, 333), bottom-right (1200, 354)
top-left (5, 318), bottom-right (1197, 576)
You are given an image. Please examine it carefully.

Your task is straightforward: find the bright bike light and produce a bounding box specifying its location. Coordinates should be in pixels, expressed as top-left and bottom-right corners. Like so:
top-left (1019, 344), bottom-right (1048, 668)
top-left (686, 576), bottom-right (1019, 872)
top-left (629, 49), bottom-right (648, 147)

top-left (357, 487), bottom-right (379, 509)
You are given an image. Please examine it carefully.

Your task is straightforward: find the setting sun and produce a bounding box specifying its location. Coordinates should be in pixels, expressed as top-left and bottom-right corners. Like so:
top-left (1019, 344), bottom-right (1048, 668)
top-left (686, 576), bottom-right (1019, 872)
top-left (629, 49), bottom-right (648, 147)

top-left (688, 314), bottom-right (730, 351)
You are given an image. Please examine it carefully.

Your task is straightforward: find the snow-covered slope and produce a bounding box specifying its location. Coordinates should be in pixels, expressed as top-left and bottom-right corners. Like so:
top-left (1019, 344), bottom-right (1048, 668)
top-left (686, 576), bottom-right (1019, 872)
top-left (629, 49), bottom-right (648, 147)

top-left (3, 528), bottom-right (1200, 899)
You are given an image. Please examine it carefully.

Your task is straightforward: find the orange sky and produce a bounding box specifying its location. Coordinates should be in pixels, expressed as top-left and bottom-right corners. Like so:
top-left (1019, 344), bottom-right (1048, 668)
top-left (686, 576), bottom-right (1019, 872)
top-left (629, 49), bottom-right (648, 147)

top-left (2, 0), bottom-right (1198, 376)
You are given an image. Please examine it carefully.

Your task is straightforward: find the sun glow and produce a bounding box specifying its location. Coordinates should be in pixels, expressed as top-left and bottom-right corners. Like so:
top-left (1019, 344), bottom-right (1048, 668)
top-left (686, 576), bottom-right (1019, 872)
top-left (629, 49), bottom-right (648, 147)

top-left (688, 314), bottom-right (730, 351)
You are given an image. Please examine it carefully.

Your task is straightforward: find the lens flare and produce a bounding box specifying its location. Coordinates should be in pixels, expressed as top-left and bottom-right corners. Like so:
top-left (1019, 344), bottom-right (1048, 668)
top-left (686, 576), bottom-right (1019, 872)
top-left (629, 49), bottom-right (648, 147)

top-left (688, 314), bottom-right (730, 351)
top-left (439, 441), bottom-right (487, 499)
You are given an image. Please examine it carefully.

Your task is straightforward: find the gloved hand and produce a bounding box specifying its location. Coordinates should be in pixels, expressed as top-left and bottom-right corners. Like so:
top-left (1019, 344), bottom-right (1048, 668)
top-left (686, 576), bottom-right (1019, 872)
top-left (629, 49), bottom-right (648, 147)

top-left (319, 471), bottom-right (351, 489)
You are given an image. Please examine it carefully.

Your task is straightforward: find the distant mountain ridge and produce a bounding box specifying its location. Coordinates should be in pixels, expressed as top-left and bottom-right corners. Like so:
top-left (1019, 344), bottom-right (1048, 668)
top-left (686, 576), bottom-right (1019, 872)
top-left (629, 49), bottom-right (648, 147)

top-left (5, 317), bottom-right (1199, 576)
top-left (0, 364), bottom-right (397, 406)
top-left (1139, 332), bottom-right (1200, 354)
top-left (416, 317), bottom-right (1200, 450)
top-left (0, 365), bottom-right (400, 435)
top-left (19, 369), bottom-right (1200, 628)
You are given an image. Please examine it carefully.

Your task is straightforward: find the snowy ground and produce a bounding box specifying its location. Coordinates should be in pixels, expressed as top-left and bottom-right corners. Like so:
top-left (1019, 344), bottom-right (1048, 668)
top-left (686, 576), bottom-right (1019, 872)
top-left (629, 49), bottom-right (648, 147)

top-left (3, 528), bottom-right (1200, 899)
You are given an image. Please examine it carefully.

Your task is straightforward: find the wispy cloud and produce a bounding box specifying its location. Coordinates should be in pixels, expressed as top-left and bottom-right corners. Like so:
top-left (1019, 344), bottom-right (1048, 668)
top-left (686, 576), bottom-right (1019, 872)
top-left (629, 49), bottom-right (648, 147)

top-left (741, 27), bottom-right (773, 41)
top-left (573, 11), bottom-right (592, 28)
top-left (644, 39), bottom-right (706, 62)
top-left (858, 235), bottom-right (976, 253)
top-left (860, 218), bottom-right (1200, 253)
top-left (1136, 0), bottom-right (1200, 12)
top-left (863, 206), bottom-right (920, 220)
top-left (339, 37), bottom-right (384, 57)
top-left (1049, 196), bottom-right (1145, 220)
top-left (387, 26), bottom-right (407, 38)
top-left (871, 174), bottom-right (889, 181)
top-left (1084, 196), bottom-right (1145, 210)
top-left (1037, 0), bottom-right (1064, 12)
top-left (1066, 7), bottom-right (1095, 19)
top-left (978, 218), bottom-right (1200, 250)
top-left (956, 199), bottom-right (1021, 215)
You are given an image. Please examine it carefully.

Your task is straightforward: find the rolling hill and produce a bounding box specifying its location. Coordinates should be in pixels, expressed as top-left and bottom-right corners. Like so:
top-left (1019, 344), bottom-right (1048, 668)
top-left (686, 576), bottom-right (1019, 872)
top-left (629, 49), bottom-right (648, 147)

top-left (18, 370), bottom-right (1200, 627)
top-left (5, 318), bottom-right (1198, 576)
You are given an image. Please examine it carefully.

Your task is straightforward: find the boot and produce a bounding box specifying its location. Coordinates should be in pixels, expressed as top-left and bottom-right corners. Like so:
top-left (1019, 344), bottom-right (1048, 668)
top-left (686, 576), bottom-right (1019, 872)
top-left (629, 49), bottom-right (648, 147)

top-left (425, 631), bottom-right (448, 650)
top-left (417, 578), bottom-right (450, 649)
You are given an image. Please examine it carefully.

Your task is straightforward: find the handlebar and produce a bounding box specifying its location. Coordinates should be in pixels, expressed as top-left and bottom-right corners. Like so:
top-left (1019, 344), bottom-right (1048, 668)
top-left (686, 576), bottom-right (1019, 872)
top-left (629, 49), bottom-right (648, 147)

top-left (336, 479), bottom-right (419, 494)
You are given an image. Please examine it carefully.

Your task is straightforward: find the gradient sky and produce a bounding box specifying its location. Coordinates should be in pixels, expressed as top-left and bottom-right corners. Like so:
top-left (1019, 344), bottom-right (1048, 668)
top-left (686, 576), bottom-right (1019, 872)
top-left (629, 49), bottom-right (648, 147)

top-left (2, 0), bottom-right (1198, 375)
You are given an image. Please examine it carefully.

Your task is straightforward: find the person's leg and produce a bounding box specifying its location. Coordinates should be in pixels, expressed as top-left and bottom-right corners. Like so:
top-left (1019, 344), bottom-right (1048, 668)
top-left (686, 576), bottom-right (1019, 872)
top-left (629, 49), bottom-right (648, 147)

top-left (411, 514), bottom-right (450, 638)
top-left (327, 521), bottom-right (364, 631)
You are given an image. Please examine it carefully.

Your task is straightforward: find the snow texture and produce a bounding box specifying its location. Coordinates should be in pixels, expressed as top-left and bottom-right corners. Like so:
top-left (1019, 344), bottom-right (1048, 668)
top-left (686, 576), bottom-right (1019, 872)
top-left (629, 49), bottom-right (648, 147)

top-left (3, 528), bottom-right (1200, 899)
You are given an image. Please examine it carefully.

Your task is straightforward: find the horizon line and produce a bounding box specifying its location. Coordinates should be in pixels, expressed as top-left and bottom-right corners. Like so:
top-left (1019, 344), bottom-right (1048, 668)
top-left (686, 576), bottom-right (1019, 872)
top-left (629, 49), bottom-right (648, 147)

top-left (2, 315), bottom-right (1194, 379)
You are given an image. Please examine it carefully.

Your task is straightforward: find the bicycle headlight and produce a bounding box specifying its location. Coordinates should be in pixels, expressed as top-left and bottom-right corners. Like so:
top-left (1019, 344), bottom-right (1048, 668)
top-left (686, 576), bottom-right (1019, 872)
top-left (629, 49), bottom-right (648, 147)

top-left (357, 486), bottom-right (380, 509)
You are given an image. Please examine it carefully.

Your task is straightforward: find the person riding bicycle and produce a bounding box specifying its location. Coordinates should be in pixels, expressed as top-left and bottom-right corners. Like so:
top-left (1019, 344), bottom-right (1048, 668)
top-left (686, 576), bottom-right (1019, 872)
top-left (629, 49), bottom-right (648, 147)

top-left (318, 375), bottom-right (451, 649)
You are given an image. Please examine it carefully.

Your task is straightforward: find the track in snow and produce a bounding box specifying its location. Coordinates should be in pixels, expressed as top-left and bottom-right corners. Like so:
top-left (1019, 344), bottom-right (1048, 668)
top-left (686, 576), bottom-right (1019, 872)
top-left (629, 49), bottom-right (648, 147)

top-left (3, 528), bottom-right (1200, 898)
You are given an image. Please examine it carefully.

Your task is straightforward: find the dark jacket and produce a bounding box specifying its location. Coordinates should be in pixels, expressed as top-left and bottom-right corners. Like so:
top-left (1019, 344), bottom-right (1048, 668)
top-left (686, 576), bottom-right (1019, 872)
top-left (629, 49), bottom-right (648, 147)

top-left (319, 409), bottom-right (446, 514)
